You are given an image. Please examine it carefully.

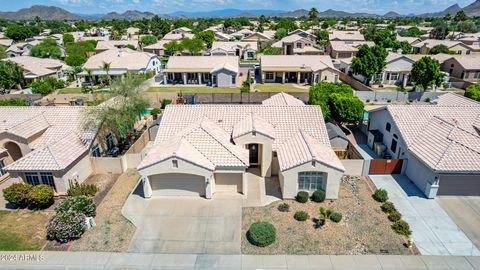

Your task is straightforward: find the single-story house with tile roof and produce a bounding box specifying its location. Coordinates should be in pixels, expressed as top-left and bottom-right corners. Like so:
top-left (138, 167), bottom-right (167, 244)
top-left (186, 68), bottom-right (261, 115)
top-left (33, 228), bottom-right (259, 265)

top-left (375, 52), bottom-right (415, 87)
top-left (326, 41), bottom-right (375, 59)
top-left (213, 31), bottom-right (234, 42)
top-left (209, 41), bottom-right (257, 60)
top-left (142, 40), bottom-right (170, 57)
top-left (77, 48), bottom-right (160, 84)
top-left (272, 34), bottom-right (321, 55)
top-left (0, 39), bottom-right (14, 48)
top-left (161, 56), bottom-right (239, 87)
top-left (412, 39), bottom-right (478, 55)
top-left (367, 93), bottom-right (480, 197)
top-left (396, 35), bottom-right (421, 45)
top-left (4, 56), bottom-right (69, 82)
top-left (137, 92), bottom-right (345, 199)
top-left (95, 40), bottom-right (139, 53)
top-left (328, 31), bottom-right (365, 42)
top-left (260, 55), bottom-right (339, 84)
top-left (441, 55), bottom-right (480, 82)
top-left (288, 29), bottom-right (317, 42)
top-left (231, 29), bottom-right (254, 39)
top-left (6, 41), bottom-right (39, 58)
top-left (242, 31), bottom-right (276, 42)
top-left (0, 106), bottom-right (98, 195)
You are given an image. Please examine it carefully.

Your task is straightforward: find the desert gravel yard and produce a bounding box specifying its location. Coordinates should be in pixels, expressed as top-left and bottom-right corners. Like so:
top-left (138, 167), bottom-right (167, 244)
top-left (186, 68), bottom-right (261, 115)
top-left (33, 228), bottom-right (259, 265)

top-left (242, 176), bottom-right (410, 255)
top-left (70, 169), bottom-right (139, 252)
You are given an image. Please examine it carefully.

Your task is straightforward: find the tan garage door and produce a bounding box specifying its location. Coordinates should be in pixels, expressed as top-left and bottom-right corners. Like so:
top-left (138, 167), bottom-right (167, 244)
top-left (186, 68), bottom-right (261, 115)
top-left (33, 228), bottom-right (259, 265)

top-left (437, 175), bottom-right (480, 196)
top-left (215, 173), bottom-right (242, 193)
top-left (150, 173), bottom-right (205, 197)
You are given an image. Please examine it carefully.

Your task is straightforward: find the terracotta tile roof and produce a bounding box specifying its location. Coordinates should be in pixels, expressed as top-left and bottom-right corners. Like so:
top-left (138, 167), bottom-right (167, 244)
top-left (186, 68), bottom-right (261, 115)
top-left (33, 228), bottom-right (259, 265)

top-left (1, 106), bottom-right (95, 172)
top-left (262, 92), bottom-right (305, 106)
top-left (377, 93), bottom-right (480, 173)
top-left (139, 97), bottom-right (344, 173)
top-left (278, 130), bottom-right (345, 172)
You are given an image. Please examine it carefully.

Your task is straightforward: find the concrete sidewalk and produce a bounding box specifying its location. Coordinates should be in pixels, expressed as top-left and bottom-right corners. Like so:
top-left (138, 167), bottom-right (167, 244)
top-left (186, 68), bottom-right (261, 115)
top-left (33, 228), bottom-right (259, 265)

top-left (0, 252), bottom-right (479, 269)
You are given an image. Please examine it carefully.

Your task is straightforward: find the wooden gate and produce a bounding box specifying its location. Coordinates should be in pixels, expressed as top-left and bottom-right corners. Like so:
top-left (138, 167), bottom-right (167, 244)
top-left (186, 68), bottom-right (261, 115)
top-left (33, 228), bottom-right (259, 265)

top-left (369, 159), bottom-right (403, 174)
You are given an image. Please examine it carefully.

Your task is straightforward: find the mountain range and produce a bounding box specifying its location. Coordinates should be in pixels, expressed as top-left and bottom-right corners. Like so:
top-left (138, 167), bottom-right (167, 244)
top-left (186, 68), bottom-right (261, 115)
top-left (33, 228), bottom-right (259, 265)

top-left (0, 1), bottom-right (479, 21)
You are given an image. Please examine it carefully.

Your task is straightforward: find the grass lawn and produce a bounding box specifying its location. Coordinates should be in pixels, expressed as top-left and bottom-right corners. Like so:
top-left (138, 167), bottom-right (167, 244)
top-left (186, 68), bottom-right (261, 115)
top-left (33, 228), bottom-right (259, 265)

top-left (58, 87), bottom-right (83, 94)
top-left (242, 176), bottom-right (410, 255)
top-left (0, 210), bottom-right (53, 251)
top-left (70, 169), bottom-right (139, 252)
top-left (254, 84), bottom-right (309, 93)
top-left (146, 87), bottom-right (241, 93)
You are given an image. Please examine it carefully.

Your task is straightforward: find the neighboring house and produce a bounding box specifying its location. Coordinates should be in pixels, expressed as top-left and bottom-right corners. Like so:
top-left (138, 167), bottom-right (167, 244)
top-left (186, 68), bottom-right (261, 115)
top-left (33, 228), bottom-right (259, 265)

top-left (6, 41), bottom-right (39, 57)
top-left (162, 32), bottom-right (195, 41)
top-left (328, 30), bottom-right (365, 42)
top-left (288, 29), bottom-right (317, 42)
top-left (5, 56), bottom-right (69, 82)
top-left (143, 40), bottom-right (170, 57)
top-left (231, 29), bottom-right (254, 39)
top-left (367, 93), bottom-right (480, 197)
top-left (396, 35), bottom-right (421, 45)
top-left (162, 56), bottom-right (239, 87)
top-left (78, 48), bottom-right (161, 84)
top-left (95, 40), bottom-right (139, 53)
top-left (326, 40), bottom-right (375, 59)
top-left (137, 92), bottom-right (345, 199)
top-left (213, 31), bottom-right (234, 42)
top-left (442, 55), bottom-right (480, 82)
top-left (260, 55), bottom-right (339, 84)
top-left (326, 123), bottom-right (349, 150)
top-left (378, 52), bottom-right (415, 87)
top-left (455, 32), bottom-right (480, 46)
top-left (272, 34), bottom-right (321, 55)
top-left (209, 41), bottom-right (257, 60)
top-left (0, 39), bottom-right (14, 48)
top-left (0, 107), bottom-right (96, 195)
top-left (412, 39), bottom-right (478, 55)
top-left (170, 27), bottom-right (192, 35)
top-left (242, 31), bottom-right (276, 42)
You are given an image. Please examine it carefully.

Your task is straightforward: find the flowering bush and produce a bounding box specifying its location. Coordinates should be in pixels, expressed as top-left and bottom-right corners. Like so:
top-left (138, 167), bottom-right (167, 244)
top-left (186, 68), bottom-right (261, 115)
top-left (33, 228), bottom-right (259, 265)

top-left (56, 196), bottom-right (96, 217)
top-left (47, 211), bottom-right (87, 243)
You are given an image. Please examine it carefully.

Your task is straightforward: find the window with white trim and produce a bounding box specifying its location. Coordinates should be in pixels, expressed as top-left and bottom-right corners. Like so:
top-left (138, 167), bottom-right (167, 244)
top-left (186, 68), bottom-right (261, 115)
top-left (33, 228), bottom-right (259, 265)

top-left (390, 73), bottom-right (399, 81)
top-left (25, 172), bottom-right (56, 190)
top-left (25, 172), bottom-right (40, 185)
top-left (298, 171), bottom-right (325, 191)
top-left (266, 72), bottom-right (274, 80)
top-left (0, 160), bottom-right (5, 176)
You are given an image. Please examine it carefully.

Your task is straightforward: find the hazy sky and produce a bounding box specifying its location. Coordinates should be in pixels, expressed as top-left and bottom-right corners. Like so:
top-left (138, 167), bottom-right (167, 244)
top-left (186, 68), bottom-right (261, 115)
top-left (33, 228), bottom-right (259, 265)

top-left (1, 0), bottom-right (475, 15)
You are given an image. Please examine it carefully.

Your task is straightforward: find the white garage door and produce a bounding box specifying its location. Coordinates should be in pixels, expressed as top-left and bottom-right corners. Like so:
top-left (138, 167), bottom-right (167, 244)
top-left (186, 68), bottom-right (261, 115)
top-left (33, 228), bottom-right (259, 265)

top-left (215, 173), bottom-right (242, 193)
top-left (150, 173), bottom-right (205, 197)
top-left (437, 175), bottom-right (480, 196)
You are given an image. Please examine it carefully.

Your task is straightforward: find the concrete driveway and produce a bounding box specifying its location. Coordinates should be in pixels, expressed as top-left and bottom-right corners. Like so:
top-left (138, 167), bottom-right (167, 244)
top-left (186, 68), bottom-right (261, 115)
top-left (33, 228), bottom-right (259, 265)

top-left (370, 175), bottom-right (480, 256)
top-left (123, 181), bottom-right (242, 254)
top-left (437, 196), bottom-right (480, 251)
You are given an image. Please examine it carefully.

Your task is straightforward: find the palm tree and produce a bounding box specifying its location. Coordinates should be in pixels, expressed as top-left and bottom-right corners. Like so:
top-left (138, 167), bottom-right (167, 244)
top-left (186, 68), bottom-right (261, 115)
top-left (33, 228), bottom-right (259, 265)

top-left (85, 68), bottom-right (93, 91)
top-left (309, 8), bottom-right (319, 20)
top-left (101, 62), bottom-right (111, 85)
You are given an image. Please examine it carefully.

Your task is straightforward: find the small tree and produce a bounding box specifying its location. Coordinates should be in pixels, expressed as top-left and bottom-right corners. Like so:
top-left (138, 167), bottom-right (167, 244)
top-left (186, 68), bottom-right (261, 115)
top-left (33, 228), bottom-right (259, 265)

top-left (195, 30), bottom-right (216, 48)
top-left (181, 38), bottom-right (205, 55)
top-left (329, 93), bottom-right (364, 124)
top-left (274, 28), bottom-right (287, 40)
top-left (429, 44), bottom-right (453, 55)
top-left (0, 61), bottom-right (24, 92)
top-left (351, 45), bottom-right (387, 86)
top-left (454, 10), bottom-right (468, 22)
top-left (465, 83), bottom-right (480, 101)
top-left (101, 62), bottom-right (111, 85)
top-left (411, 56), bottom-right (444, 91)
top-left (62, 33), bottom-right (75, 45)
top-left (165, 40), bottom-right (183, 55)
top-left (140, 35), bottom-right (157, 47)
top-left (30, 38), bottom-right (62, 59)
top-left (309, 8), bottom-right (319, 20)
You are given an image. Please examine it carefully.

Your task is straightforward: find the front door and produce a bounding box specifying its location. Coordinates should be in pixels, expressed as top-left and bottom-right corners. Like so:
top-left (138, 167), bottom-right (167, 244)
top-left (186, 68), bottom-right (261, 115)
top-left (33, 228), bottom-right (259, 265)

top-left (248, 144), bottom-right (259, 166)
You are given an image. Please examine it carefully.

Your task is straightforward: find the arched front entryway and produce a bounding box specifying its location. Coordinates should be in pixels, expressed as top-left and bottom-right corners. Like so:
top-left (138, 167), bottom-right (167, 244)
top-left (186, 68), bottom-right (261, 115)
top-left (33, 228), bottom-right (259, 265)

top-left (4, 141), bottom-right (22, 161)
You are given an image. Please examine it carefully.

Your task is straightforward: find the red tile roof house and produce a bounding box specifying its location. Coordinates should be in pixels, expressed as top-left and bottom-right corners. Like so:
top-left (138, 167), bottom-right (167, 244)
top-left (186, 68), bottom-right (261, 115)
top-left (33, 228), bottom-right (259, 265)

top-left (137, 93), bottom-right (345, 200)
top-left (366, 93), bottom-right (480, 197)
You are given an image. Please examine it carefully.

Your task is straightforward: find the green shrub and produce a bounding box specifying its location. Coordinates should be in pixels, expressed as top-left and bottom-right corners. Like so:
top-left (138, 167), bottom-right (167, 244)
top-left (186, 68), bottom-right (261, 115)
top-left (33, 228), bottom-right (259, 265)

top-left (247, 221), bottom-right (276, 247)
top-left (151, 108), bottom-right (161, 115)
top-left (2, 183), bottom-right (32, 208)
top-left (381, 201), bottom-right (396, 214)
top-left (56, 196), bottom-right (96, 217)
top-left (294, 211), bottom-right (309, 221)
top-left (161, 99), bottom-right (172, 108)
top-left (295, 191), bottom-right (309, 203)
top-left (373, 189), bottom-right (388, 202)
top-left (277, 203), bottom-right (290, 212)
top-left (67, 180), bottom-right (98, 197)
top-left (392, 220), bottom-right (412, 236)
top-left (320, 207), bottom-right (333, 220)
top-left (330, 212), bottom-right (342, 223)
top-left (27, 184), bottom-right (54, 210)
top-left (46, 211), bottom-right (87, 243)
top-left (388, 211), bottom-right (402, 222)
top-left (311, 190), bottom-right (325, 203)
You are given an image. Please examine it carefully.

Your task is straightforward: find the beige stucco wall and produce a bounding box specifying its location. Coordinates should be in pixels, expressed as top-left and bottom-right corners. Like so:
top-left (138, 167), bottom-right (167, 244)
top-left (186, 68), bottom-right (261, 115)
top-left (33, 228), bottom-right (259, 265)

top-left (318, 68), bottom-right (339, 83)
top-left (139, 157), bottom-right (214, 198)
top-left (233, 132), bottom-right (273, 177)
top-left (58, 152), bottom-right (93, 192)
top-left (279, 161), bottom-right (343, 200)
top-left (341, 159), bottom-right (364, 176)
top-left (213, 172), bottom-right (244, 193)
